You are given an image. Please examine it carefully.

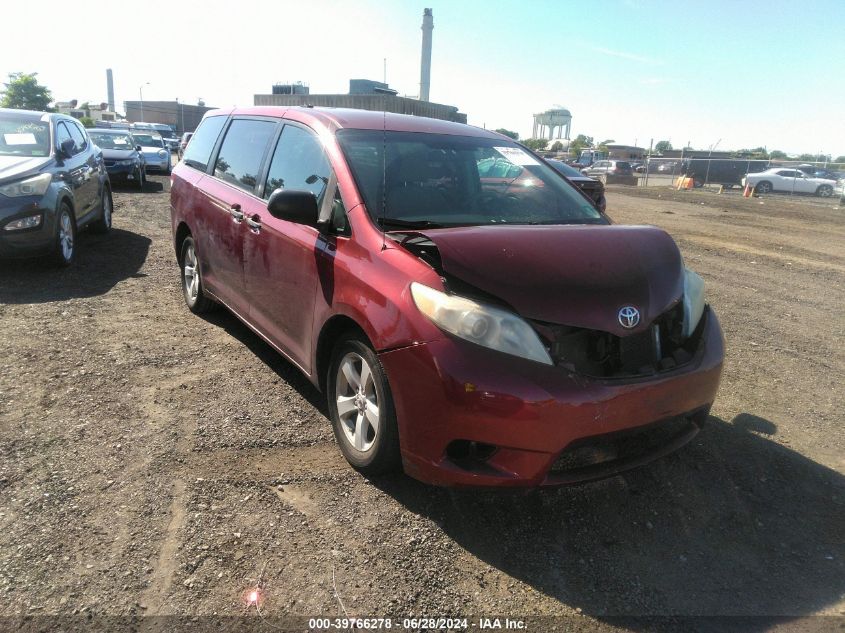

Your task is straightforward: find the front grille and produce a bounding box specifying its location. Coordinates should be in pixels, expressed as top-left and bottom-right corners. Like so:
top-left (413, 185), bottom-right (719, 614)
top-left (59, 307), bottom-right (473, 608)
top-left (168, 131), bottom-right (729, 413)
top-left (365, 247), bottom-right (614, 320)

top-left (104, 160), bottom-right (116, 167)
top-left (534, 304), bottom-right (705, 379)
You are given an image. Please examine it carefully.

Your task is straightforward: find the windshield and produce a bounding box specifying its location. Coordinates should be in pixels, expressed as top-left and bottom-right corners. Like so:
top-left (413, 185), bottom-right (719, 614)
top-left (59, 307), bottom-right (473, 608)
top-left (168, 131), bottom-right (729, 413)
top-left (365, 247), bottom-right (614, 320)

top-left (336, 130), bottom-right (605, 228)
top-left (133, 134), bottom-right (163, 147)
top-left (0, 116), bottom-right (51, 157)
top-left (90, 132), bottom-right (135, 150)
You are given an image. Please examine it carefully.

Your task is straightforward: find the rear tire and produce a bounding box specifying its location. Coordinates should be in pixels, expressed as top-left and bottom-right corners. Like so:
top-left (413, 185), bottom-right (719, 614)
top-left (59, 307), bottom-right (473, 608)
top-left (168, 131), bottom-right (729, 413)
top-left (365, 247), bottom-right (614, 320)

top-left (327, 334), bottom-right (401, 475)
top-left (90, 186), bottom-right (112, 234)
top-left (755, 181), bottom-right (773, 194)
top-left (180, 236), bottom-right (215, 314)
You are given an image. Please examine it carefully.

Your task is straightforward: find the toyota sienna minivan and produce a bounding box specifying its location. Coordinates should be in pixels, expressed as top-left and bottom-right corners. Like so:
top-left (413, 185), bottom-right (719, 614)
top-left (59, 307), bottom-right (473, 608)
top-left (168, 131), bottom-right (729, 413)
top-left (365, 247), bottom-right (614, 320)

top-left (170, 107), bottom-right (724, 487)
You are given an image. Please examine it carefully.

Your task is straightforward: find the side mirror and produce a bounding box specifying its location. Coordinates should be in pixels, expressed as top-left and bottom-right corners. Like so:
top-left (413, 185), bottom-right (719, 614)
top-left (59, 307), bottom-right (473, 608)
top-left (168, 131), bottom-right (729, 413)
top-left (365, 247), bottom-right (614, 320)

top-left (58, 138), bottom-right (76, 158)
top-left (136, 145), bottom-right (143, 152)
top-left (267, 189), bottom-right (319, 227)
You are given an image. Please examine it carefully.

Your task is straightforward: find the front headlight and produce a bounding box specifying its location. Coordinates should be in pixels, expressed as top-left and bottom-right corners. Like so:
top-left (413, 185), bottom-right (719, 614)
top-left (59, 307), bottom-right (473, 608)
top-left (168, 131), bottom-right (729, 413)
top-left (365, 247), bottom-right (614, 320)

top-left (4, 214), bottom-right (42, 231)
top-left (157, 150), bottom-right (167, 158)
top-left (410, 282), bottom-right (553, 365)
top-left (682, 268), bottom-right (705, 338)
top-left (0, 173), bottom-right (52, 198)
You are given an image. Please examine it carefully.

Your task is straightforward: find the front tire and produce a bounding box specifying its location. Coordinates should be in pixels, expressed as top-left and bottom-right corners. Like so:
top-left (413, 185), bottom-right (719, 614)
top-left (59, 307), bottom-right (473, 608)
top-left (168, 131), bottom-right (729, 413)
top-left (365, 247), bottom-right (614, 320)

top-left (52, 203), bottom-right (76, 267)
top-left (817, 185), bottom-right (833, 197)
top-left (180, 236), bottom-right (215, 313)
top-left (91, 186), bottom-right (112, 234)
top-left (327, 335), bottom-right (400, 475)
top-left (755, 180), bottom-right (773, 194)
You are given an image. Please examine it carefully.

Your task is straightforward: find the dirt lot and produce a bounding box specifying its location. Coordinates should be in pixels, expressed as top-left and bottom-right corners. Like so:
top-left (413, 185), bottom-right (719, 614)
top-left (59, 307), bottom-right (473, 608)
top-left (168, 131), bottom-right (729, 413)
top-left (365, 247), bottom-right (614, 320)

top-left (1, 175), bottom-right (843, 632)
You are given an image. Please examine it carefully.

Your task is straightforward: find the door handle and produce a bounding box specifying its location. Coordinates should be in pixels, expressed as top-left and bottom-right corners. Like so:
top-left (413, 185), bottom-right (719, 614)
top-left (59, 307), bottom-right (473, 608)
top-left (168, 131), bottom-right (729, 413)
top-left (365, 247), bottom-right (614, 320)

top-left (245, 215), bottom-right (261, 233)
top-left (229, 203), bottom-right (244, 223)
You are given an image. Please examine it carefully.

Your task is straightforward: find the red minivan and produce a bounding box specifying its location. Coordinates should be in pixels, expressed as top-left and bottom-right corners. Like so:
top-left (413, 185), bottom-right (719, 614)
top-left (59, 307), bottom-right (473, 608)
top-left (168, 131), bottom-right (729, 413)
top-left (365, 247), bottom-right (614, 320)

top-left (170, 107), bottom-right (724, 487)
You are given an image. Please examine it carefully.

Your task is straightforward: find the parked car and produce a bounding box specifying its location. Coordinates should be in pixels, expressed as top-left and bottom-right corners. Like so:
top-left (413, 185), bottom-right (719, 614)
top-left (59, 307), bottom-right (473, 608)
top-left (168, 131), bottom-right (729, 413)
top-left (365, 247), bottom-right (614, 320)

top-left (171, 107), bottom-right (724, 487)
top-left (88, 128), bottom-right (146, 189)
top-left (680, 158), bottom-right (769, 187)
top-left (132, 132), bottom-right (171, 173)
top-left (151, 124), bottom-right (180, 152)
top-left (581, 160), bottom-right (637, 185)
top-left (546, 159), bottom-right (607, 212)
top-left (0, 108), bottom-right (112, 265)
top-left (742, 168), bottom-right (837, 196)
top-left (177, 132), bottom-right (193, 161)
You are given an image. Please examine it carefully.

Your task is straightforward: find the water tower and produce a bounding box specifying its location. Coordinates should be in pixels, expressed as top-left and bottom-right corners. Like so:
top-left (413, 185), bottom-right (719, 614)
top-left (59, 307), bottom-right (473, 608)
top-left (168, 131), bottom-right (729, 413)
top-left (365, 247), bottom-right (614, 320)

top-left (532, 106), bottom-right (572, 140)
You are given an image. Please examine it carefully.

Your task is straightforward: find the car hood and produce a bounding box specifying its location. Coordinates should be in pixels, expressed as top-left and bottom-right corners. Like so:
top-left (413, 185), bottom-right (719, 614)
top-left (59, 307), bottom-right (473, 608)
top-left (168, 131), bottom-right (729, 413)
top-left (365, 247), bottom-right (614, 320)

top-left (100, 148), bottom-right (137, 160)
top-left (0, 155), bottom-right (52, 183)
top-left (415, 224), bottom-right (684, 336)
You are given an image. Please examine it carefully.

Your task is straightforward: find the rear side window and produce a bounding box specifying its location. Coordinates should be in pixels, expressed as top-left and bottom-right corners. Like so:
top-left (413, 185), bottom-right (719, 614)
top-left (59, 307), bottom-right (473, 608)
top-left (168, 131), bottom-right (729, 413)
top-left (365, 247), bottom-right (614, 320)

top-left (214, 119), bottom-right (277, 192)
top-left (263, 125), bottom-right (331, 203)
top-left (182, 115), bottom-right (227, 172)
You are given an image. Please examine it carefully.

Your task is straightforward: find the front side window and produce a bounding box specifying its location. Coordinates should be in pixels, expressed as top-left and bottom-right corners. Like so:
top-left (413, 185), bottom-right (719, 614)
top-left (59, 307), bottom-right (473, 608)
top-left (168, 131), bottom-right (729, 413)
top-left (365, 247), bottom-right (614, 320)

top-left (55, 122), bottom-right (74, 153)
top-left (0, 114), bottom-right (51, 157)
top-left (213, 119), bottom-right (276, 192)
top-left (337, 130), bottom-right (605, 229)
top-left (264, 124), bottom-right (332, 203)
top-left (68, 122), bottom-right (87, 151)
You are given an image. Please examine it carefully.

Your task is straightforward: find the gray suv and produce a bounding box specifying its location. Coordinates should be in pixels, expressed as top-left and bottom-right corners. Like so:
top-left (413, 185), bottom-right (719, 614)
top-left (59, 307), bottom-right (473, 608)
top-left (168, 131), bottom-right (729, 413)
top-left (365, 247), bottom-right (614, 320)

top-left (0, 108), bottom-right (112, 265)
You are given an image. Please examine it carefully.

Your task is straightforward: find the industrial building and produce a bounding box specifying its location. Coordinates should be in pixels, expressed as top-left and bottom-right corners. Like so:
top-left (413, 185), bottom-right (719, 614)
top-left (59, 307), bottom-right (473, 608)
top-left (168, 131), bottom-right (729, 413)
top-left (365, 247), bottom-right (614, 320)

top-left (123, 101), bottom-right (216, 134)
top-left (254, 9), bottom-right (466, 124)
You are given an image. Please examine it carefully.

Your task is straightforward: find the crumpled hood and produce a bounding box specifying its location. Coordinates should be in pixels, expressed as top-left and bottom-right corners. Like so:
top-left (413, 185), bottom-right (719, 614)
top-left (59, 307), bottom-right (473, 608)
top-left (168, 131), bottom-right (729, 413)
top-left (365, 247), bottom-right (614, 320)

top-left (417, 224), bottom-right (684, 336)
top-left (0, 155), bottom-right (51, 183)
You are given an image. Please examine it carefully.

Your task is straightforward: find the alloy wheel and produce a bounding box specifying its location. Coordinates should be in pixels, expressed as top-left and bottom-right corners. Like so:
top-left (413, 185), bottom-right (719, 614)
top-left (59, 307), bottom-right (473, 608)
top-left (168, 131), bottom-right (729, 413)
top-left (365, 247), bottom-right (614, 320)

top-left (59, 211), bottom-right (74, 261)
top-left (335, 352), bottom-right (380, 452)
top-left (183, 243), bottom-right (200, 303)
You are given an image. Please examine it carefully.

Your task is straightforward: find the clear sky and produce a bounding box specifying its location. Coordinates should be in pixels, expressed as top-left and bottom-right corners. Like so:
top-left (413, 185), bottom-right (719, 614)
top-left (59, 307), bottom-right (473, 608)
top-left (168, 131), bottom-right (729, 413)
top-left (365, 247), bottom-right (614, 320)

top-left (2, 0), bottom-right (843, 157)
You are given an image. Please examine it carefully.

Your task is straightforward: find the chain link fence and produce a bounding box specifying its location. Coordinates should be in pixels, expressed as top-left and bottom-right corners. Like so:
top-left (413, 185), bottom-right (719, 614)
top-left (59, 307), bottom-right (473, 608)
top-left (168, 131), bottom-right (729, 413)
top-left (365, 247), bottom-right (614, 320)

top-left (636, 157), bottom-right (844, 196)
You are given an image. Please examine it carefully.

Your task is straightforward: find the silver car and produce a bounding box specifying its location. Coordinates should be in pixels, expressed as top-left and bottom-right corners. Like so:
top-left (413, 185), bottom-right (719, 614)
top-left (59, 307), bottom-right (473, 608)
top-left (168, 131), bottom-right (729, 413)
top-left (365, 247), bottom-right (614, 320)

top-left (131, 132), bottom-right (172, 173)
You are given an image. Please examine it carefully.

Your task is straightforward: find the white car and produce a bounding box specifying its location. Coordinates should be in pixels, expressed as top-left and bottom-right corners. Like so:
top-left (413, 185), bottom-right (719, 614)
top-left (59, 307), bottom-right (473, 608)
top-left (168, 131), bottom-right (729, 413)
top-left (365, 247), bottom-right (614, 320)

top-left (742, 168), bottom-right (837, 197)
top-left (130, 132), bottom-right (172, 174)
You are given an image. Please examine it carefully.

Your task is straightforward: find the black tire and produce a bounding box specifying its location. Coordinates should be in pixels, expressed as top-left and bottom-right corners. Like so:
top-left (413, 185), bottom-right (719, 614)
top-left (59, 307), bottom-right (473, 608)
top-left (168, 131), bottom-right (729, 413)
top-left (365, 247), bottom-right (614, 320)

top-left (136, 166), bottom-right (144, 190)
top-left (327, 334), bottom-right (401, 475)
top-left (179, 236), bottom-right (216, 313)
top-left (756, 181), bottom-right (772, 194)
top-left (90, 186), bottom-right (113, 234)
top-left (816, 185), bottom-right (833, 198)
top-left (52, 202), bottom-right (76, 267)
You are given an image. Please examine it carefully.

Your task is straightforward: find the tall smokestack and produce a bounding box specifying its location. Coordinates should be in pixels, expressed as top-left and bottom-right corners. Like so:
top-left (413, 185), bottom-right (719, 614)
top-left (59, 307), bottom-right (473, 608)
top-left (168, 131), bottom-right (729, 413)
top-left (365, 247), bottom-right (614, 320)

top-left (420, 8), bottom-right (433, 102)
top-left (106, 69), bottom-right (115, 112)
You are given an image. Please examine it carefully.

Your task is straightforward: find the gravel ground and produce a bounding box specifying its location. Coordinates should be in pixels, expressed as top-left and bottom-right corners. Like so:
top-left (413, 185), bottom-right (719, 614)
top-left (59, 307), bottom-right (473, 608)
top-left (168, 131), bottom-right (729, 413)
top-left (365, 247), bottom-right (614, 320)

top-left (0, 174), bottom-right (843, 632)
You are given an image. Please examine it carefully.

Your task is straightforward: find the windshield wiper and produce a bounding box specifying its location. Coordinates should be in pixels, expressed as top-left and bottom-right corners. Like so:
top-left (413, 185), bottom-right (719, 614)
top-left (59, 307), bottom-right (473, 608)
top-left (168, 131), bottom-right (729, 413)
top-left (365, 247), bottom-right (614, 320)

top-left (377, 218), bottom-right (447, 230)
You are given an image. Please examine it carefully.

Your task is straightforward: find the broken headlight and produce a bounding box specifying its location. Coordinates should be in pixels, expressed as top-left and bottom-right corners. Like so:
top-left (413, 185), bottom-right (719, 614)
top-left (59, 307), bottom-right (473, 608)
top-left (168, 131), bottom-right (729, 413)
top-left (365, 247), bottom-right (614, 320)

top-left (682, 268), bottom-right (705, 338)
top-left (411, 282), bottom-right (553, 365)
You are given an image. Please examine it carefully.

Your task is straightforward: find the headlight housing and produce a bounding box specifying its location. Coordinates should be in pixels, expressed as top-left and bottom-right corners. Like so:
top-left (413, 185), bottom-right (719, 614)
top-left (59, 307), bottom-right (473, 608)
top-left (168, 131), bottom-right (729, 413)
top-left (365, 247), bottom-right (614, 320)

top-left (410, 282), bottom-right (553, 365)
top-left (0, 173), bottom-right (52, 198)
top-left (682, 268), bottom-right (705, 338)
top-left (157, 150), bottom-right (168, 158)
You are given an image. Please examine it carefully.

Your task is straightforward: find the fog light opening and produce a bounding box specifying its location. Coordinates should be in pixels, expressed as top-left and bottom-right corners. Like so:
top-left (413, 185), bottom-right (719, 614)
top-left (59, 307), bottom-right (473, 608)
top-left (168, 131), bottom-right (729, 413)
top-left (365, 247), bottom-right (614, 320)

top-left (446, 440), bottom-right (498, 465)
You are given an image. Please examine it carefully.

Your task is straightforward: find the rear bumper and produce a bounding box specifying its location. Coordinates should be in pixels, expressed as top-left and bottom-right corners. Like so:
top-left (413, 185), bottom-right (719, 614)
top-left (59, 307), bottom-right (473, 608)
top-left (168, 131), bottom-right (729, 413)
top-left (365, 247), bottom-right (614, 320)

top-left (380, 308), bottom-right (724, 487)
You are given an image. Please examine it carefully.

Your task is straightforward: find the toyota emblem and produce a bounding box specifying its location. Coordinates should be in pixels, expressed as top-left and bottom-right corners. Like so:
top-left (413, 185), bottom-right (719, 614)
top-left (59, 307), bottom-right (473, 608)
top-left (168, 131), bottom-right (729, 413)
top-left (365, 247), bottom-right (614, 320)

top-left (618, 306), bottom-right (640, 329)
